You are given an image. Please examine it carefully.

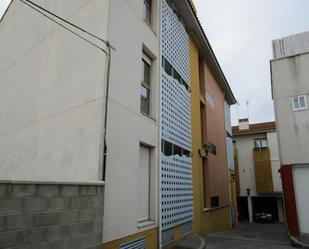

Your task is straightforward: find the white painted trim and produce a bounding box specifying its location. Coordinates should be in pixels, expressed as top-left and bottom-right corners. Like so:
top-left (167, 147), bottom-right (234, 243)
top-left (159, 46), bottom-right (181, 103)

top-left (142, 52), bottom-right (152, 65)
top-left (137, 220), bottom-right (156, 229)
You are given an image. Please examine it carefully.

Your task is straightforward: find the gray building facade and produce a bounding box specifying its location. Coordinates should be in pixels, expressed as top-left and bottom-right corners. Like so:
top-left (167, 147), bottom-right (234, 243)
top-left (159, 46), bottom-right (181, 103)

top-left (271, 31), bottom-right (309, 235)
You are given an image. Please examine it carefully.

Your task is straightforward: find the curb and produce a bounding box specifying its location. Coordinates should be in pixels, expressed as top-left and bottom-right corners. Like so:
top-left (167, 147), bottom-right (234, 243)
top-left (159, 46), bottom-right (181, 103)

top-left (291, 236), bottom-right (309, 249)
top-left (174, 235), bottom-right (205, 249)
top-left (197, 236), bottom-right (205, 249)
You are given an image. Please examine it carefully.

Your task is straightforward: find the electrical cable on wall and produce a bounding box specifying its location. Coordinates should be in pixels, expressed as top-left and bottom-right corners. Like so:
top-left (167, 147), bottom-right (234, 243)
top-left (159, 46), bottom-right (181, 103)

top-left (19, 0), bottom-right (115, 181)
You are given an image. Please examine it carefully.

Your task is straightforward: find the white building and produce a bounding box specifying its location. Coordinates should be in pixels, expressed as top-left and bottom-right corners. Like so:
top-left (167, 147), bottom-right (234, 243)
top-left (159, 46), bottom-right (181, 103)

top-left (0, 0), bottom-right (109, 248)
top-left (271, 31), bottom-right (309, 236)
top-left (0, 0), bottom-right (235, 248)
top-left (232, 119), bottom-right (283, 223)
top-left (102, 0), bottom-right (160, 247)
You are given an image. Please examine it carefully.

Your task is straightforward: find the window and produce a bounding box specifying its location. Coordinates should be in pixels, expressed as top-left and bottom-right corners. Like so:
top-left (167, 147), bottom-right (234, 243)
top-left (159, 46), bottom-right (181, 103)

top-left (162, 57), bottom-right (189, 91)
top-left (206, 91), bottom-right (215, 108)
top-left (143, 0), bottom-right (151, 25)
top-left (210, 196), bottom-right (219, 208)
top-left (161, 139), bottom-right (191, 157)
top-left (141, 53), bottom-right (151, 115)
top-left (138, 145), bottom-right (151, 223)
top-left (292, 95), bottom-right (307, 111)
top-left (254, 138), bottom-right (268, 149)
top-left (163, 57), bottom-right (172, 76)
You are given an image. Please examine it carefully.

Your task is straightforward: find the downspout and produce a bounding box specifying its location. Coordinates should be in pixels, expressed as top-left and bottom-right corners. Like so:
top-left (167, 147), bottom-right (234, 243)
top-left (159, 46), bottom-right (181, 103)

top-left (102, 43), bottom-right (112, 181)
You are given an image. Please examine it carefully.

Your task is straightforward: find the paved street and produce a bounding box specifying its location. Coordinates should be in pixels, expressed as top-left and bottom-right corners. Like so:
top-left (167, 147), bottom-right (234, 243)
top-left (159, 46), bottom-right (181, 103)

top-left (203, 223), bottom-right (294, 249)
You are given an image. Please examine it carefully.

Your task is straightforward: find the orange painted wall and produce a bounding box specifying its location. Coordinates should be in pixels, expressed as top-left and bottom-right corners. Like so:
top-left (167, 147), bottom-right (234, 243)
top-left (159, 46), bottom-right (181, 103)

top-left (202, 62), bottom-right (230, 207)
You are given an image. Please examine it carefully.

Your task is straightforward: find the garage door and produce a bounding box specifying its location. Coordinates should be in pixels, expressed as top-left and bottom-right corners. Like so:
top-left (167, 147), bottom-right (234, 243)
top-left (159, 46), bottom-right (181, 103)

top-left (293, 166), bottom-right (309, 234)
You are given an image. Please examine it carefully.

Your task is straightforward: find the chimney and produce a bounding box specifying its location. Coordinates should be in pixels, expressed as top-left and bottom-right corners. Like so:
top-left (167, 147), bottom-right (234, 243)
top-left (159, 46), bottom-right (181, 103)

top-left (239, 118), bottom-right (249, 130)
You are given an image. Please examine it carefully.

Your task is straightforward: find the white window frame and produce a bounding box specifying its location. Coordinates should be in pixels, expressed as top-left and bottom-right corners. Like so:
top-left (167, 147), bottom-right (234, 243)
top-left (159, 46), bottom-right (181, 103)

top-left (141, 53), bottom-right (152, 116)
top-left (292, 95), bottom-right (307, 111)
top-left (138, 145), bottom-right (151, 224)
top-left (143, 0), bottom-right (151, 25)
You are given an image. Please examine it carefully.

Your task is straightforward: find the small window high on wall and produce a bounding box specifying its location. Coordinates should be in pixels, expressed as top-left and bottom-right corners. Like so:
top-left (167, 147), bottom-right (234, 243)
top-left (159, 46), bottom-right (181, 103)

top-left (254, 138), bottom-right (268, 149)
top-left (292, 95), bottom-right (307, 111)
top-left (143, 0), bottom-right (151, 25)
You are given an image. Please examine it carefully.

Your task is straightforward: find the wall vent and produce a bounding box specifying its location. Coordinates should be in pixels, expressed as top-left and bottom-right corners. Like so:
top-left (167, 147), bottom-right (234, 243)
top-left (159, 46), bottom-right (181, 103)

top-left (162, 228), bottom-right (174, 245)
top-left (120, 237), bottom-right (146, 249)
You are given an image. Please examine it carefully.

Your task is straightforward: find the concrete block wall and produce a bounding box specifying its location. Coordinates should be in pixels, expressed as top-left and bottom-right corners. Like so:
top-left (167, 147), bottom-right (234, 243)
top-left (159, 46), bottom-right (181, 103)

top-left (0, 182), bottom-right (104, 249)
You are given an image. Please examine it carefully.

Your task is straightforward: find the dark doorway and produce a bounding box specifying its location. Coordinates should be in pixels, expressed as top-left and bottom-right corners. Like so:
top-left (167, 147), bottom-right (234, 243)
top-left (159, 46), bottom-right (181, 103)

top-left (252, 197), bottom-right (279, 222)
top-left (237, 197), bottom-right (249, 222)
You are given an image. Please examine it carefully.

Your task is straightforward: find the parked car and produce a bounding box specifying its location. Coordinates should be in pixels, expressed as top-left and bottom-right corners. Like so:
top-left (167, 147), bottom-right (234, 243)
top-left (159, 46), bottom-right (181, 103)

top-left (255, 212), bottom-right (273, 223)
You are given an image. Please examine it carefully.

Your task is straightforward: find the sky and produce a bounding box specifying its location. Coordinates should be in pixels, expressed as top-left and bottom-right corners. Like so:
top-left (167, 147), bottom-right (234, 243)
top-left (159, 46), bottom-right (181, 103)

top-left (1, 0), bottom-right (309, 125)
top-left (193, 0), bottom-right (309, 125)
top-left (0, 0), bottom-right (11, 19)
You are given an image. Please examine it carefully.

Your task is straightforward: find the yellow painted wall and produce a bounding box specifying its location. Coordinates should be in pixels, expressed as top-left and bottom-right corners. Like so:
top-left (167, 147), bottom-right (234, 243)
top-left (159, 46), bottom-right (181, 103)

top-left (201, 206), bottom-right (231, 234)
top-left (189, 36), bottom-right (233, 237)
top-left (102, 228), bottom-right (158, 249)
top-left (229, 169), bottom-right (238, 228)
top-left (189, 37), bottom-right (203, 235)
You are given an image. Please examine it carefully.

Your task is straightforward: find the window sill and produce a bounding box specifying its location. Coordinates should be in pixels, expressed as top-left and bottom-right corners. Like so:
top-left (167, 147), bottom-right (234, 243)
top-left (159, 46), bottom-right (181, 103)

top-left (203, 204), bottom-right (230, 213)
top-left (143, 20), bottom-right (158, 37)
top-left (137, 220), bottom-right (156, 229)
top-left (292, 108), bottom-right (308, 112)
top-left (141, 112), bottom-right (156, 122)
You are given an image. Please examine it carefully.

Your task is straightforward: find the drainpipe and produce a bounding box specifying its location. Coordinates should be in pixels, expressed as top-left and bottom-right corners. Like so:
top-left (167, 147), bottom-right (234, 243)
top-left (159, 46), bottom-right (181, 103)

top-left (102, 43), bottom-right (112, 181)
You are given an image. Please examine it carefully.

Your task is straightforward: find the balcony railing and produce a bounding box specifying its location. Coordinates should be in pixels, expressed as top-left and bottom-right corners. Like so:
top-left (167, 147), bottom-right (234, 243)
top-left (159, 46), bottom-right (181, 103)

top-left (253, 148), bottom-right (274, 194)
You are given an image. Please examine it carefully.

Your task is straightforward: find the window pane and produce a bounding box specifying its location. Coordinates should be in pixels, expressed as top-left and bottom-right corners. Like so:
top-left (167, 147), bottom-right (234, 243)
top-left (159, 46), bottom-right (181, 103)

top-left (141, 85), bottom-right (148, 98)
top-left (210, 196), bottom-right (219, 208)
top-left (166, 0), bottom-right (172, 8)
top-left (261, 139), bottom-right (268, 148)
top-left (141, 85), bottom-right (149, 115)
top-left (164, 59), bottom-right (173, 76)
top-left (143, 0), bottom-right (151, 24)
top-left (293, 97), bottom-right (300, 109)
top-left (138, 146), bottom-right (150, 222)
top-left (183, 149), bottom-right (191, 157)
top-left (143, 60), bottom-right (151, 86)
top-left (164, 141), bottom-right (173, 156)
top-left (299, 96), bottom-right (306, 108)
top-left (174, 144), bottom-right (183, 157)
top-left (173, 69), bottom-right (181, 83)
top-left (254, 140), bottom-right (261, 148)
top-left (141, 54), bottom-right (151, 116)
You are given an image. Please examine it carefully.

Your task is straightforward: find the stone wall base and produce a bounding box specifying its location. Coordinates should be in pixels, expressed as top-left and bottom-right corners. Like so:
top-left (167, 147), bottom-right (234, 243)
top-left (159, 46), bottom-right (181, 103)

top-left (0, 182), bottom-right (104, 249)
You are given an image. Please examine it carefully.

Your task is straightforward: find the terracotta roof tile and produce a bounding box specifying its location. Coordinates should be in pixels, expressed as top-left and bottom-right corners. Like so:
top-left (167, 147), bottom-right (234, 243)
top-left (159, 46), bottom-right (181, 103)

top-left (232, 121), bottom-right (276, 135)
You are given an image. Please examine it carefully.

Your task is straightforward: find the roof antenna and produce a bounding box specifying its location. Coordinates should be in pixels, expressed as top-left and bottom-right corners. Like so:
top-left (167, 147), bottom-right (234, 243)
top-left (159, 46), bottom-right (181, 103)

top-left (246, 100), bottom-right (250, 120)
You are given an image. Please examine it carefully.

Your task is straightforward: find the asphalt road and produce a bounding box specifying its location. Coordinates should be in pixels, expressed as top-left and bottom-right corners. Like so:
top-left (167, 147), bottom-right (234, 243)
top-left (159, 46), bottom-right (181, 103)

top-left (203, 223), bottom-right (294, 249)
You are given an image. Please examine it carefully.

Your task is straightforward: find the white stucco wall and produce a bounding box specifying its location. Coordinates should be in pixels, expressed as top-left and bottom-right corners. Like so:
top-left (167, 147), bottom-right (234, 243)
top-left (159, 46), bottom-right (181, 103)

top-left (267, 131), bottom-right (282, 192)
top-left (234, 133), bottom-right (264, 196)
top-left (102, 0), bottom-right (160, 243)
top-left (0, 0), bottom-right (110, 182)
top-left (271, 53), bottom-right (309, 165)
top-left (235, 131), bottom-right (282, 196)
